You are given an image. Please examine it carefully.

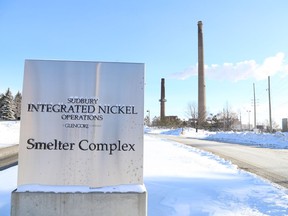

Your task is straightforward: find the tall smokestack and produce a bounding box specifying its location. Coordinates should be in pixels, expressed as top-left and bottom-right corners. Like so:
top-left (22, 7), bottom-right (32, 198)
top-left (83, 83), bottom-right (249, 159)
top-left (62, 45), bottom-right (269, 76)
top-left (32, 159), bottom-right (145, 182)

top-left (159, 78), bottom-right (167, 121)
top-left (198, 21), bottom-right (206, 126)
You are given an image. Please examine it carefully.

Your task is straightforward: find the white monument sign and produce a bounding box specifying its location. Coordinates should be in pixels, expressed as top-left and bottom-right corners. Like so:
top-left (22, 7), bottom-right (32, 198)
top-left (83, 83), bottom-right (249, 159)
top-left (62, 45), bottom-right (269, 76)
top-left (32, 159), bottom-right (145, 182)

top-left (18, 60), bottom-right (144, 188)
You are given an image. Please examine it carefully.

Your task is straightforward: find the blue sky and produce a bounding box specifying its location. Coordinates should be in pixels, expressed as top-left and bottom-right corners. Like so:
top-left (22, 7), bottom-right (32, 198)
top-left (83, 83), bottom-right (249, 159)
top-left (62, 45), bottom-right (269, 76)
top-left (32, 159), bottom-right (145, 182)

top-left (1, 0), bottom-right (288, 128)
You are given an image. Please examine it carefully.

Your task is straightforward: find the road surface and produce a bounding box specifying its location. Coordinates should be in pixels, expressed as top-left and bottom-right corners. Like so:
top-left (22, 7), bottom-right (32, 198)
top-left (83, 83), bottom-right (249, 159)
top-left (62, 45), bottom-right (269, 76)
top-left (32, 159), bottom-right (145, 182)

top-left (0, 145), bottom-right (18, 171)
top-left (152, 134), bottom-right (288, 189)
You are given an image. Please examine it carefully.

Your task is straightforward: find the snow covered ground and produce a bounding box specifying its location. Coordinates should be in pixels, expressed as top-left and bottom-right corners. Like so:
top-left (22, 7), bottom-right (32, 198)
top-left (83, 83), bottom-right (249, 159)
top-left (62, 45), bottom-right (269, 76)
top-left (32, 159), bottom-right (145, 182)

top-left (1, 122), bottom-right (288, 215)
top-left (148, 127), bottom-right (288, 149)
top-left (0, 121), bottom-right (20, 148)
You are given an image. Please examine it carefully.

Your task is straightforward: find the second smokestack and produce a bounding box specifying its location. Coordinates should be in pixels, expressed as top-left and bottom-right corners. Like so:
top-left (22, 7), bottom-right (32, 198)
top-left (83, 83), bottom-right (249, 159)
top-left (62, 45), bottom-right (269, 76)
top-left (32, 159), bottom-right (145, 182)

top-left (159, 78), bottom-right (167, 121)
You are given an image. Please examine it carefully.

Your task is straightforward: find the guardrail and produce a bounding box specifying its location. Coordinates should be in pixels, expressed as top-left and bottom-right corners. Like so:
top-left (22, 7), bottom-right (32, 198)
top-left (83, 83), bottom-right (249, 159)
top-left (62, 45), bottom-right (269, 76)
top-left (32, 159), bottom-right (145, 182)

top-left (0, 145), bottom-right (18, 171)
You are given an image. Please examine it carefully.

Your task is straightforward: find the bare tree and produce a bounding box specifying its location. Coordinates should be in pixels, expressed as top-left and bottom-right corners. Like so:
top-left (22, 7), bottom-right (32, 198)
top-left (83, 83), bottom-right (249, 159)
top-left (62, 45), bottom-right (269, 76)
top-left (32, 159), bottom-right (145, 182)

top-left (263, 119), bottom-right (279, 132)
top-left (185, 102), bottom-right (198, 128)
top-left (214, 102), bottom-right (240, 131)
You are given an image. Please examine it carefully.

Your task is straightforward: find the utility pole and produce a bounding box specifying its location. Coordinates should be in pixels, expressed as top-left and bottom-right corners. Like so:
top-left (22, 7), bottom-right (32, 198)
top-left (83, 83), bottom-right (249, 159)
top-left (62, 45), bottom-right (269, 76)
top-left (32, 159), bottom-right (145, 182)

top-left (253, 83), bottom-right (256, 129)
top-left (239, 111), bottom-right (242, 131)
top-left (146, 110), bottom-right (150, 126)
top-left (268, 76), bottom-right (272, 132)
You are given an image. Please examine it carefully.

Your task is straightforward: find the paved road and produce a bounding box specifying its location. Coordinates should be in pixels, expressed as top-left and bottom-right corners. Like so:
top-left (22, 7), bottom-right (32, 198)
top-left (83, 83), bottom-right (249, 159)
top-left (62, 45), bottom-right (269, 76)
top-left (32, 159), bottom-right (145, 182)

top-left (0, 145), bottom-right (18, 171)
top-left (152, 134), bottom-right (288, 189)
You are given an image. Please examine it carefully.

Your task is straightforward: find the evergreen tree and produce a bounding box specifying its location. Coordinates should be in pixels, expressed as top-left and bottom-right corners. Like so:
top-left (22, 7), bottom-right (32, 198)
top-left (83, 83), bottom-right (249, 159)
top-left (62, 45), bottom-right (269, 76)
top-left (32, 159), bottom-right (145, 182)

top-left (0, 88), bottom-right (15, 120)
top-left (13, 91), bottom-right (22, 119)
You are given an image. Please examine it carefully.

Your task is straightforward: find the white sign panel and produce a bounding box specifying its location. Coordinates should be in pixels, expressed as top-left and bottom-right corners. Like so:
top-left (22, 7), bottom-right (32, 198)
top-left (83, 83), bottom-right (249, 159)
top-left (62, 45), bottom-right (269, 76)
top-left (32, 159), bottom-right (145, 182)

top-left (18, 60), bottom-right (144, 188)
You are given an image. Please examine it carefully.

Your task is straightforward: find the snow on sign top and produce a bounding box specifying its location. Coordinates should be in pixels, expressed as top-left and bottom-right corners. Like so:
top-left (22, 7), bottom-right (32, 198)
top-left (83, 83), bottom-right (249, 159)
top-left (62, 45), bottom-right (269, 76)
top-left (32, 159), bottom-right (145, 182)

top-left (17, 60), bottom-right (145, 188)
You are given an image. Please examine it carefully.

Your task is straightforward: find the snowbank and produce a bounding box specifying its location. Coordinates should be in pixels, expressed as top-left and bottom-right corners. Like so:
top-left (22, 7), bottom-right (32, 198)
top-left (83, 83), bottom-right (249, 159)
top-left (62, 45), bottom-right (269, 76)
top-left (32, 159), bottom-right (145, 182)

top-left (205, 131), bottom-right (288, 149)
top-left (145, 127), bottom-right (288, 149)
top-left (144, 135), bottom-right (288, 215)
top-left (0, 121), bottom-right (20, 148)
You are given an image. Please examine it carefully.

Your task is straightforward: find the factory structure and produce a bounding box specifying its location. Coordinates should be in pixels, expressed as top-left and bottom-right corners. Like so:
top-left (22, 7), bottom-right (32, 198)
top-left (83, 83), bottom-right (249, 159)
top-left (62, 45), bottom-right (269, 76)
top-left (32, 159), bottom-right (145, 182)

top-left (158, 21), bottom-right (206, 127)
top-left (158, 78), bottom-right (178, 124)
top-left (157, 21), bottom-right (287, 132)
top-left (197, 21), bottom-right (206, 126)
top-left (159, 78), bottom-right (166, 121)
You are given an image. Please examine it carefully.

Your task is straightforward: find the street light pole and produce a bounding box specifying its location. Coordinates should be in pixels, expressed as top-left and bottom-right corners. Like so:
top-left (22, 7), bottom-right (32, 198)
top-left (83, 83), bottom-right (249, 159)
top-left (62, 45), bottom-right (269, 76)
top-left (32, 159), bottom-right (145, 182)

top-left (247, 110), bottom-right (251, 131)
top-left (146, 110), bottom-right (150, 126)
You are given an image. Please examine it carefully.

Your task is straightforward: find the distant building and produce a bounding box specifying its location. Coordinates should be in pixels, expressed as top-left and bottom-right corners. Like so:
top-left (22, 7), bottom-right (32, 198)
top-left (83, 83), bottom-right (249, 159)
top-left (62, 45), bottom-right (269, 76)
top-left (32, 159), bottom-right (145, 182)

top-left (165, 116), bottom-right (178, 122)
top-left (282, 118), bottom-right (288, 132)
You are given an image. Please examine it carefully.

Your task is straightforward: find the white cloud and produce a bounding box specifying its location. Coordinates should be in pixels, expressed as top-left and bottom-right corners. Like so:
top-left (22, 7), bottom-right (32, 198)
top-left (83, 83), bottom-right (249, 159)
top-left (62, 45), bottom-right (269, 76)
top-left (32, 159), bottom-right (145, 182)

top-left (254, 52), bottom-right (285, 80)
top-left (171, 52), bottom-right (288, 81)
top-left (170, 65), bottom-right (198, 80)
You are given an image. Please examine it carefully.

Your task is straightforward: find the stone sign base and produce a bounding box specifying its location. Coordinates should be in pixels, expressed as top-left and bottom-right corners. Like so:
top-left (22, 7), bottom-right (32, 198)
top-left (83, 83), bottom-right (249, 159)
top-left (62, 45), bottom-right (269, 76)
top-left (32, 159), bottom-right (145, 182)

top-left (11, 190), bottom-right (147, 216)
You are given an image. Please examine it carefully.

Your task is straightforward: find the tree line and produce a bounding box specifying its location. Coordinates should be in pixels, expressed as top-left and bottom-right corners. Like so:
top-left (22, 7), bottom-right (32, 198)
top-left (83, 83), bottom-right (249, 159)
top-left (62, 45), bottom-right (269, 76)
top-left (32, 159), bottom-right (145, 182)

top-left (146, 101), bottom-right (278, 132)
top-left (0, 88), bottom-right (22, 120)
top-left (145, 102), bottom-right (241, 131)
